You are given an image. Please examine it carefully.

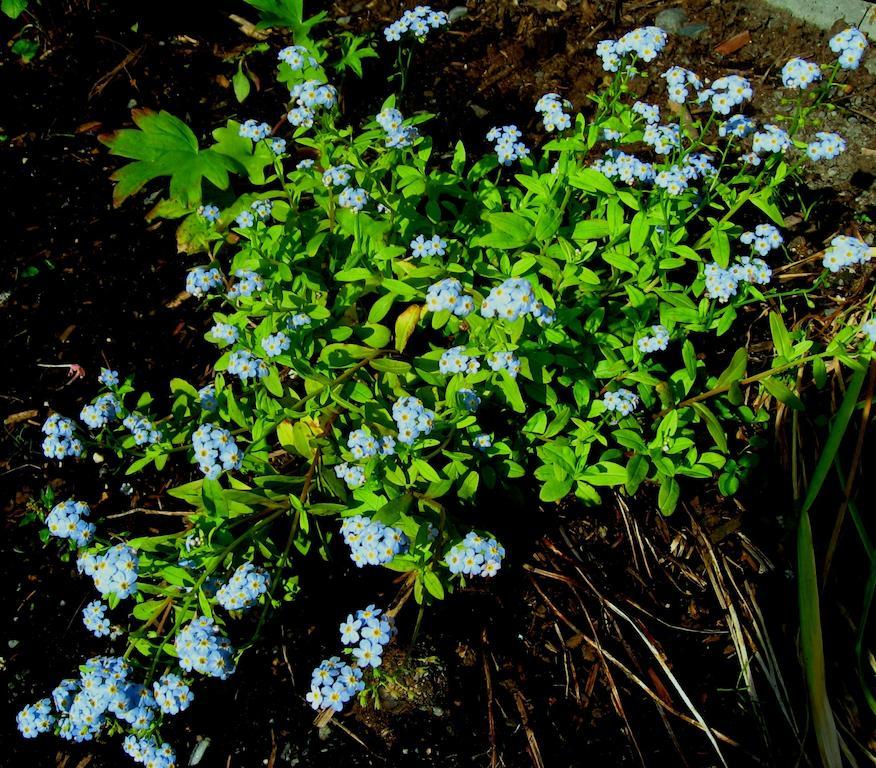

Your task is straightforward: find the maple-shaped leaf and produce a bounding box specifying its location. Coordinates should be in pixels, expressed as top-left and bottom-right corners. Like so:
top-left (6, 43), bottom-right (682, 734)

top-left (211, 122), bottom-right (275, 186)
top-left (100, 109), bottom-right (239, 207)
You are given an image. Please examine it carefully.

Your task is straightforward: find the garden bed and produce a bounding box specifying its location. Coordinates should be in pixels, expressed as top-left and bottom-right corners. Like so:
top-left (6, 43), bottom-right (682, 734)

top-left (2, 1), bottom-right (874, 767)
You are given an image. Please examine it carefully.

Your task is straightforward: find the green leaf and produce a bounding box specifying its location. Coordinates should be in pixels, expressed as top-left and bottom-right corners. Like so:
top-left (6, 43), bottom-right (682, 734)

top-left (101, 109), bottom-right (238, 206)
top-left (423, 570), bottom-right (445, 600)
top-left (761, 377), bottom-right (804, 410)
top-left (625, 454), bottom-right (649, 495)
top-left (477, 212), bottom-right (532, 250)
top-left (540, 477), bottom-right (573, 503)
top-left (2, 0), bottom-right (27, 18)
top-left (691, 403), bottom-right (728, 452)
top-left (233, 62), bottom-right (251, 102)
top-left (657, 476), bottom-right (680, 515)
top-left (715, 348), bottom-right (748, 389)
top-left (11, 37), bottom-right (38, 62)
top-left (202, 477), bottom-right (229, 518)
top-left (370, 358), bottom-right (411, 375)
top-left (768, 311), bottom-right (793, 360)
top-left (571, 219), bottom-right (611, 242)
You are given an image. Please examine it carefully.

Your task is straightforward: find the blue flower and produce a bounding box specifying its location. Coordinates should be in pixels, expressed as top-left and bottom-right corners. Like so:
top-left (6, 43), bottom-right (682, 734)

top-left (457, 389), bottom-right (481, 412)
top-left (186, 266), bottom-right (223, 297)
top-left (339, 614), bottom-right (362, 645)
top-left (334, 462), bottom-right (366, 489)
top-left (781, 57), bottom-right (821, 89)
top-left (16, 699), bottom-right (54, 738)
top-left (122, 412), bottom-right (161, 445)
top-left (269, 137), bottom-right (287, 155)
top-left (535, 93), bottom-right (572, 132)
top-left (697, 75), bottom-right (753, 115)
top-left (603, 388), bottom-right (639, 416)
top-left (829, 27), bottom-right (869, 70)
top-left (718, 115), bottom-right (755, 139)
top-left (82, 600), bottom-right (111, 637)
top-left (175, 617), bottom-right (236, 679)
top-left (197, 204), bottom-right (221, 223)
top-left (409, 233), bottom-right (447, 258)
top-left (78, 544), bottom-right (139, 599)
top-left (261, 331), bottom-right (290, 358)
top-left (376, 107), bottom-right (419, 147)
top-left (642, 123), bottom-right (680, 155)
top-left (391, 395), bottom-right (436, 444)
top-left (352, 639), bottom-right (383, 668)
top-left (98, 368), bottom-right (119, 387)
top-left (637, 325), bottom-right (669, 353)
top-left (740, 223), bottom-right (783, 255)
top-left (472, 433), bottom-right (492, 451)
top-left (752, 124), bottom-right (790, 154)
top-left (486, 125), bottom-right (530, 166)
top-left (209, 322), bottom-right (239, 345)
top-left (238, 119), bottom-right (272, 141)
top-left (424, 277), bottom-right (474, 316)
top-left (216, 562), bottom-right (268, 611)
top-left (486, 351), bottom-right (520, 378)
top-left (41, 413), bottom-right (85, 460)
top-left (439, 346), bottom-right (480, 375)
top-left (46, 499), bottom-right (95, 547)
top-left (806, 131), bottom-right (846, 161)
top-left (383, 5), bottom-right (448, 42)
top-left (822, 235), bottom-right (872, 272)
top-left (445, 531), bottom-right (504, 577)
top-left (593, 150), bottom-right (654, 184)
top-left (278, 45), bottom-right (316, 70)
top-left (481, 277), bottom-right (554, 324)
top-left (861, 318), bottom-right (876, 342)
top-left (227, 269), bottom-right (264, 299)
top-left (322, 164), bottom-right (353, 187)
top-left (338, 186), bottom-right (368, 212)
top-left (662, 66), bottom-right (702, 103)
top-left (340, 515), bottom-right (409, 567)
top-left (632, 100), bottom-right (660, 124)
top-left (192, 423), bottom-right (242, 476)
top-left (80, 393), bottom-right (120, 430)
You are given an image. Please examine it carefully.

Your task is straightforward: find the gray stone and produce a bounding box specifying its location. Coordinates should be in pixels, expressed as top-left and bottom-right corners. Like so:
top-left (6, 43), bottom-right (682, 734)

top-left (655, 7), bottom-right (687, 32)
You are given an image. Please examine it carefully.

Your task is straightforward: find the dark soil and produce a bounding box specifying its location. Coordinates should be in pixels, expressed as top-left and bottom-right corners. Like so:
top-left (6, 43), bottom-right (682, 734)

top-left (2, 1), bottom-right (874, 767)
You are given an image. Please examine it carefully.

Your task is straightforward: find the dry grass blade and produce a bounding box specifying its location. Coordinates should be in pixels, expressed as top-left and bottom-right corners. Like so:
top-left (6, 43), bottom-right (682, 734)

top-left (573, 567), bottom-right (729, 768)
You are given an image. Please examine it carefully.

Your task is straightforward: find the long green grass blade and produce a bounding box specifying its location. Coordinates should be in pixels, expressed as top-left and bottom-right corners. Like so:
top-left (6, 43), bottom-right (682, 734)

top-left (797, 367), bottom-right (866, 768)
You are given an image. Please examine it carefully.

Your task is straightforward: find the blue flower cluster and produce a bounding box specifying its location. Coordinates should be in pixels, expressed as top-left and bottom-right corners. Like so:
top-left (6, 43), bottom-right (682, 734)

top-left (663, 66), bottom-right (702, 103)
top-left (752, 124), bottom-right (791, 154)
top-left (42, 413), bottom-right (85, 460)
top-left (270, 137), bottom-right (287, 155)
top-left (338, 186), bottom-right (369, 212)
top-left (439, 345), bottom-right (481, 375)
top-left (153, 672), bottom-right (193, 715)
top-left (480, 277), bottom-right (555, 324)
top-left (81, 393), bottom-right (120, 429)
top-left (227, 268), bottom-right (264, 299)
top-left (597, 26), bottom-right (668, 71)
top-left (593, 150), bottom-right (654, 184)
top-left (643, 122), bottom-right (680, 155)
top-left (261, 331), bottom-right (290, 357)
top-left (445, 531), bottom-right (505, 577)
top-left (457, 388), bottom-right (481, 412)
top-left (781, 58), bottom-right (821, 89)
top-left (830, 27), bottom-right (869, 70)
top-left (632, 100), bottom-right (660, 123)
top-left (340, 515), bottom-right (409, 568)
top-left (425, 277), bottom-right (474, 316)
top-left (82, 600), bottom-right (111, 637)
top-left (376, 107), bottom-right (419, 148)
top-left (235, 199), bottom-right (273, 228)
top-left (186, 266), bottom-right (222, 297)
top-left (603, 388), bottom-right (639, 416)
top-left (238, 119), bottom-right (271, 141)
top-left (198, 384), bottom-right (217, 411)
top-left (718, 115), bottom-right (755, 139)
top-left (486, 350), bottom-right (520, 378)
top-left (806, 132), bottom-right (846, 161)
top-left (288, 312), bottom-right (312, 328)
top-left (46, 499), bottom-right (95, 547)
top-left (122, 413), bottom-right (161, 445)
top-left (486, 125), bottom-right (529, 166)
top-left (98, 367), bottom-right (119, 387)
top-left (347, 427), bottom-right (395, 459)
top-left (740, 223), bottom-right (783, 255)
top-left (383, 5), bottom-right (448, 42)
top-left (198, 204), bottom-right (221, 223)
top-left (704, 257), bottom-right (772, 302)
top-left (210, 321), bottom-right (238, 345)
top-left (228, 349), bottom-right (269, 381)
top-left (699, 75), bottom-right (753, 115)
top-left (392, 395), bottom-right (435, 444)
top-left (192, 423), bottom-right (242, 478)
top-left (287, 79), bottom-right (338, 129)
top-left (409, 233), bottom-right (447, 258)
top-left (278, 45), bottom-right (316, 71)
top-left (16, 699), bottom-right (53, 738)
top-left (175, 617), bottom-right (236, 679)
top-left (472, 433), bottom-right (492, 451)
top-left (322, 164), bottom-right (352, 187)
top-left (123, 736), bottom-right (177, 767)
top-left (535, 93), bottom-right (571, 132)
top-left (822, 235), bottom-right (872, 272)
top-left (78, 544), bottom-right (139, 599)
top-left (637, 324), bottom-right (670, 353)
top-left (216, 562), bottom-right (268, 611)
top-left (334, 462), bottom-right (365, 489)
